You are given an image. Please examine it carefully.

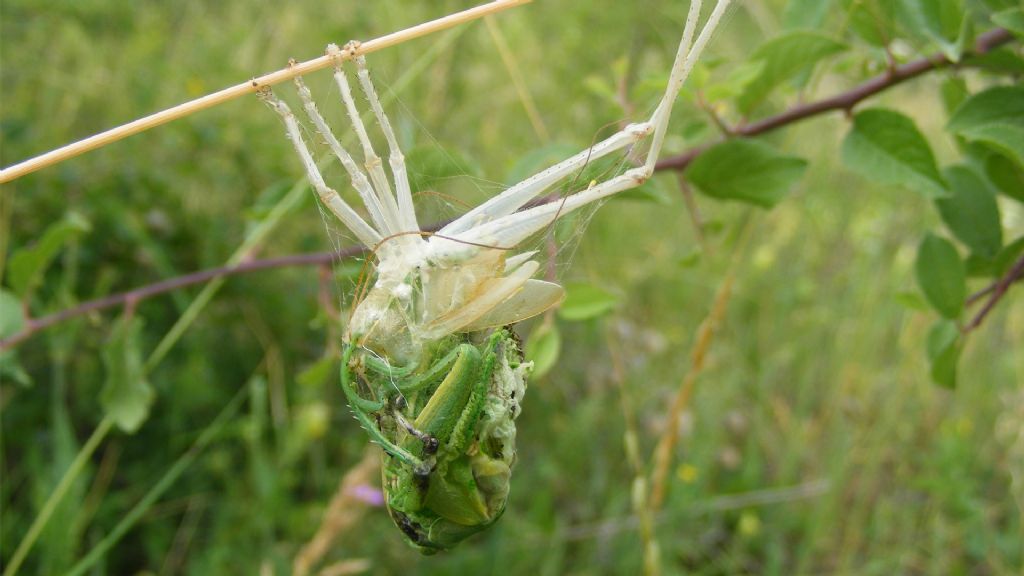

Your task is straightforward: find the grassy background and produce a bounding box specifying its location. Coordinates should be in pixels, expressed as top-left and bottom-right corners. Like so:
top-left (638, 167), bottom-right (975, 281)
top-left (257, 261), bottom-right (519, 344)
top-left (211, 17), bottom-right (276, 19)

top-left (2, 0), bottom-right (1022, 574)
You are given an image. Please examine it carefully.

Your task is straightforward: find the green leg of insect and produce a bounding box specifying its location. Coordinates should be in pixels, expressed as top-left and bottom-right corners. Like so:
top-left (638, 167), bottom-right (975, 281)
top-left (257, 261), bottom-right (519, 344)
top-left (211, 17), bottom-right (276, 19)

top-left (341, 329), bottom-right (525, 553)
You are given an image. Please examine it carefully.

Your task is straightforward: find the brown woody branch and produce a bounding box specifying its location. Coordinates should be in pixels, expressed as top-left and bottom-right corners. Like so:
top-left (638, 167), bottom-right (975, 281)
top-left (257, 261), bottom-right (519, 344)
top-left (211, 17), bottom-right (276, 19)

top-left (964, 253), bottom-right (1024, 333)
top-left (655, 27), bottom-right (1014, 171)
top-left (0, 249), bottom-right (363, 350)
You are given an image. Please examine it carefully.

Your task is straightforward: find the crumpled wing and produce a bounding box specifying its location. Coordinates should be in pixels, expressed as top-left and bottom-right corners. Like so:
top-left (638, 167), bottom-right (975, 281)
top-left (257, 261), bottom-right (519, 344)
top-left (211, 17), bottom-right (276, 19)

top-left (420, 260), bottom-right (539, 340)
top-left (461, 280), bottom-right (564, 332)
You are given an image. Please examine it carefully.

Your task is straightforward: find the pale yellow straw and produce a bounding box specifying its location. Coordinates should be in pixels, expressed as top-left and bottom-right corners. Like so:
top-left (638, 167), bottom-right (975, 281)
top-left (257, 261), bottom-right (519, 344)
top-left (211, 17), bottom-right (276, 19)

top-left (0, 0), bottom-right (532, 185)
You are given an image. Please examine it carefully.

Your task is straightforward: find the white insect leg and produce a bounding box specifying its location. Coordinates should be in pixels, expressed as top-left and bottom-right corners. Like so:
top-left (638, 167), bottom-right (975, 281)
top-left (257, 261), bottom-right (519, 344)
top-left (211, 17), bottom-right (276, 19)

top-left (446, 0), bottom-right (732, 238)
top-left (262, 91), bottom-right (382, 248)
top-left (293, 76), bottom-right (392, 236)
top-left (459, 0), bottom-right (733, 249)
top-left (353, 54), bottom-right (419, 234)
top-left (441, 123), bottom-right (652, 236)
top-left (328, 43), bottom-right (403, 236)
top-left (643, 0), bottom-right (730, 175)
top-left (459, 168), bottom-right (649, 249)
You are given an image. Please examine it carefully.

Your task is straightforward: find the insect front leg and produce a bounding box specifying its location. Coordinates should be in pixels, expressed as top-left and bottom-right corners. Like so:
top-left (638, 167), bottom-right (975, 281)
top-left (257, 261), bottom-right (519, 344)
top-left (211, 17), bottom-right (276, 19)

top-left (339, 343), bottom-right (426, 471)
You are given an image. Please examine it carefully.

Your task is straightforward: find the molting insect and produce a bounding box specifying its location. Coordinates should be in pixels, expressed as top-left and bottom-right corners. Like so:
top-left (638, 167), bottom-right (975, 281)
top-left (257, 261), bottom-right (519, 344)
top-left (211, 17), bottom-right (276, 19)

top-left (262, 0), bottom-right (731, 553)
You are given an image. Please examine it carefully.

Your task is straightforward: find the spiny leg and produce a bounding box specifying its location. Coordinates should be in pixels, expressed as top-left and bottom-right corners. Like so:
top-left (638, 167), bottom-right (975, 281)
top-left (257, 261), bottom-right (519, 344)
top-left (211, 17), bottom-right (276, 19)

top-left (458, 168), bottom-right (648, 249)
top-left (440, 122), bottom-right (652, 236)
top-left (260, 90), bottom-right (382, 248)
top-left (643, 0), bottom-right (729, 175)
top-left (293, 75), bottom-right (392, 237)
top-left (353, 53), bottom-right (419, 234)
top-left (328, 43), bottom-right (403, 236)
top-left (446, 0), bottom-right (733, 241)
top-left (340, 343), bottom-right (428, 470)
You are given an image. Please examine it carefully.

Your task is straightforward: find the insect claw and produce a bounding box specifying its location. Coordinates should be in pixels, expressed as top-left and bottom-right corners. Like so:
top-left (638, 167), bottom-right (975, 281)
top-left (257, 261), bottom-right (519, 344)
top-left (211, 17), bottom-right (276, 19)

top-left (422, 435), bottom-right (439, 456)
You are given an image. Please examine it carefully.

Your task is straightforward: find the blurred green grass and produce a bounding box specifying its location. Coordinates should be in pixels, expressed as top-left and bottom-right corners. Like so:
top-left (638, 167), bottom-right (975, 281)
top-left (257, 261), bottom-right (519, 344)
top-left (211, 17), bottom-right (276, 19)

top-left (2, 1), bottom-right (1022, 574)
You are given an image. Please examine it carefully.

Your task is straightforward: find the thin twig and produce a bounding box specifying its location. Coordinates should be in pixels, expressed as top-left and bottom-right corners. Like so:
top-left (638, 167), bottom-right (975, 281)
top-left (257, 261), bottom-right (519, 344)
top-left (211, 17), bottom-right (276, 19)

top-left (964, 254), bottom-right (1024, 333)
top-left (0, 249), bottom-right (363, 350)
top-left (649, 272), bottom-right (735, 510)
top-left (654, 27), bottom-right (1014, 172)
top-left (649, 218), bottom-right (753, 511)
top-left (0, 0), bottom-right (532, 184)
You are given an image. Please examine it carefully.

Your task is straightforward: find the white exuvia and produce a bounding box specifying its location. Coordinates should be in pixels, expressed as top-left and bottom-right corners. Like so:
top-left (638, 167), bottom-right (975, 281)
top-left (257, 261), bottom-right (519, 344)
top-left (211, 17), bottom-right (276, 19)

top-left (264, 0), bottom-right (732, 363)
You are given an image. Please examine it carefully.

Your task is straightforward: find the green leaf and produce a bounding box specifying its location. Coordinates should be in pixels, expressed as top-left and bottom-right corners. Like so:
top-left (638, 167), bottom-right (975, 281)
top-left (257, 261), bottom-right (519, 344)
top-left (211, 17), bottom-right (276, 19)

top-left (704, 60), bottom-right (765, 102)
top-left (926, 319), bottom-right (961, 389)
top-left (842, 108), bottom-right (947, 198)
top-left (296, 355), bottom-right (336, 388)
top-left (935, 166), bottom-right (1002, 257)
top-left (898, 0), bottom-right (967, 61)
top-left (963, 48), bottom-right (1024, 75)
top-left (985, 152), bottom-right (1024, 202)
top-left (947, 86), bottom-right (1024, 170)
top-left (101, 316), bottom-right (155, 433)
top-left (994, 236), bottom-right (1024, 276)
top-left (6, 212), bottom-right (91, 298)
top-left (894, 290), bottom-right (930, 311)
top-left (915, 233), bottom-right (966, 318)
top-left (0, 289), bottom-right (25, 339)
top-left (0, 349), bottom-right (32, 387)
top-left (686, 140), bottom-right (807, 208)
top-left (846, 0), bottom-right (899, 46)
top-left (738, 32), bottom-right (846, 113)
top-left (525, 322), bottom-right (560, 379)
top-left (783, 0), bottom-right (831, 29)
top-left (965, 236), bottom-right (1024, 278)
top-left (405, 146), bottom-right (481, 193)
top-left (558, 282), bottom-right (619, 321)
top-left (992, 7), bottom-right (1024, 39)
top-left (939, 77), bottom-right (969, 116)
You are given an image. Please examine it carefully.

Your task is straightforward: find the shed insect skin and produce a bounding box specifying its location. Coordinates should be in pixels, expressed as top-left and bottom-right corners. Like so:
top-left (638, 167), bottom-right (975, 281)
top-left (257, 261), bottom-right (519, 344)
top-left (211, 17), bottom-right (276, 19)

top-left (263, 0), bottom-right (732, 553)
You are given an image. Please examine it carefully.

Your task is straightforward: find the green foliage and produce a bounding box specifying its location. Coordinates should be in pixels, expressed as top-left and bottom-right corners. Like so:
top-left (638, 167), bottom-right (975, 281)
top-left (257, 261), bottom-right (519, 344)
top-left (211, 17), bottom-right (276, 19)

top-left (6, 212), bottom-right (90, 299)
top-left (947, 86), bottom-right (1024, 170)
top-left (100, 315), bottom-right (155, 433)
top-left (936, 166), bottom-right (1002, 258)
top-left (926, 319), bottom-right (961, 389)
top-left (985, 153), bottom-right (1024, 202)
top-left (686, 139), bottom-right (807, 208)
top-left (2, 0), bottom-right (1022, 574)
top-left (524, 321), bottom-right (560, 379)
top-left (558, 282), bottom-right (619, 321)
top-left (737, 32), bottom-right (846, 113)
top-left (992, 7), bottom-right (1024, 38)
top-left (897, 0), bottom-right (968, 60)
top-left (0, 289), bottom-right (25, 338)
top-left (842, 108), bottom-right (948, 198)
top-left (915, 233), bottom-right (966, 319)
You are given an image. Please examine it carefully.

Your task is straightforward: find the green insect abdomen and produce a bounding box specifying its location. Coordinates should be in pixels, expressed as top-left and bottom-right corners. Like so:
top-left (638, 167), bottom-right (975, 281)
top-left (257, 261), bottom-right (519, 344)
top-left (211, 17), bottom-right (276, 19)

top-left (342, 329), bottom-right (530, 553)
